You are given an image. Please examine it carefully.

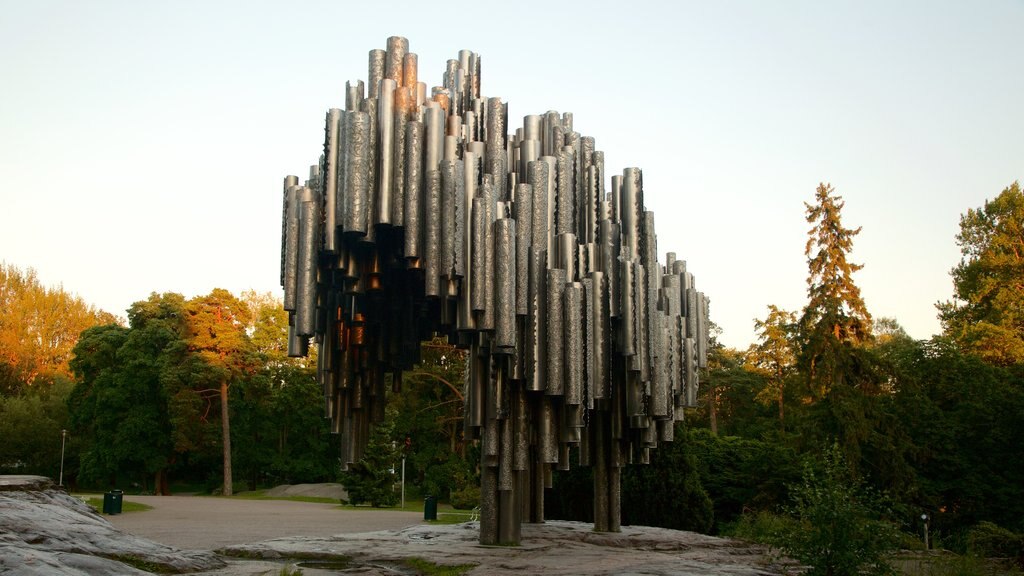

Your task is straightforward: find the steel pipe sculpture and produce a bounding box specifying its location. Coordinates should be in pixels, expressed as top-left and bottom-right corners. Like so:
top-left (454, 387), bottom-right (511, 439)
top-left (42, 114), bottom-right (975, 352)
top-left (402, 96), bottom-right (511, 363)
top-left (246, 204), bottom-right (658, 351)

top-left (280, 36), bottom-right (709, 545)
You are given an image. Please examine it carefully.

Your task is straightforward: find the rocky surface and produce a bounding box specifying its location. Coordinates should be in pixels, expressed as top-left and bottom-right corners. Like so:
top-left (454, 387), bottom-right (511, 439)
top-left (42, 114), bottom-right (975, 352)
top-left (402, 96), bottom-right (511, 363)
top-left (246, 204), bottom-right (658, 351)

top-left (219, 520), bottom-right (791, 576)
top-left (1, 475), bottom-right (791, 575)
top-left (260, 482), bottom-right (347, 500)
top-left (0, 475), bottom-right (225, 575)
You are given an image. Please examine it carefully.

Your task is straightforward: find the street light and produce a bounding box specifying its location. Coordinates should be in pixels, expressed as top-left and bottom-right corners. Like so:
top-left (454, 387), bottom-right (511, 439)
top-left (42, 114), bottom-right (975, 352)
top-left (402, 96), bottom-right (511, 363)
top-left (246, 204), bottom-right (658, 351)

top-left (59, 429), bottom-right (67, 488)
top-left (921, 513), bottom-right (930, 550)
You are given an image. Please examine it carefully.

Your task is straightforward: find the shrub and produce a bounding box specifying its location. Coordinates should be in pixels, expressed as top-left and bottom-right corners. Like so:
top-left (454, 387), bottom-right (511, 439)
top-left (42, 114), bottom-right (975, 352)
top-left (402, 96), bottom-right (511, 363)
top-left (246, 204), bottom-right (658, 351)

top-left (449, 485), bottom-right (480, 510)
top-left (966, 522), bottom-right (1023, 563)
top-left (773, 443), bottom-right (899, 576)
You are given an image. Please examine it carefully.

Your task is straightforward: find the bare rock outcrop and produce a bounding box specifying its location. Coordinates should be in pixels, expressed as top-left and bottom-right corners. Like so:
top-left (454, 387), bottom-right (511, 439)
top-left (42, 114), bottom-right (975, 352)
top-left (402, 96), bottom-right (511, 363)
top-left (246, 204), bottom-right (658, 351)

top-left (0, 475), bottom-right (225, 575)
top-left (221, 520), bottom-right (790, 575)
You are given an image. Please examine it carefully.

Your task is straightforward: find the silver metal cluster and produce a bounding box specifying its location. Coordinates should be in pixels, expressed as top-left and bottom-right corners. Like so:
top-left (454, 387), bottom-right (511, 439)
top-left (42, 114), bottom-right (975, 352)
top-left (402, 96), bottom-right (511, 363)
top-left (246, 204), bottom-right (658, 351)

top-left (280, 36), bottom-right (709, 545)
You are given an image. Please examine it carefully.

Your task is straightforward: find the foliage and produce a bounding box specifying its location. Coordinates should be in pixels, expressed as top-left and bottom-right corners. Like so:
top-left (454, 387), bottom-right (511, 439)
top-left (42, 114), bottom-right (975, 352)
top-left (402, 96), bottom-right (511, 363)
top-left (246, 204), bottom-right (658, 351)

top-left (746, 305), bottom-right (798, 428)
top-left (0, 263), bottom-right (116, 393)
top-left (68, 312), bottom-right (178, 490)
top-left (0, 375), bottom-right (73, 475)
top-left (798, 183), bottom-right (873, 399)
top-left (687, 427), bottom-right (801, 532)
top-left (622, 423), bottom-right (715, 533)
top-left (449, 484), bottom-right (480, 510)
top-left (774, 444), bottom-right (899, 576)
top-left (388, 337), bottom-right (471, 501)
top-left (939, 182), bottom-right (1024, 365)
top-left (339, 407), bottom-right (399, 507)
top-left (966, 522), bottom-right (1024, 563)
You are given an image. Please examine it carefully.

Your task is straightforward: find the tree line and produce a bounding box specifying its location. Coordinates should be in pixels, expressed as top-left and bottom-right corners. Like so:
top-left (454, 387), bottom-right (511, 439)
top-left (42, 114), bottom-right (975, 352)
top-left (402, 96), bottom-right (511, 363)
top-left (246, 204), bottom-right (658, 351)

top-left (1, 182), bottom-right (1021, 565)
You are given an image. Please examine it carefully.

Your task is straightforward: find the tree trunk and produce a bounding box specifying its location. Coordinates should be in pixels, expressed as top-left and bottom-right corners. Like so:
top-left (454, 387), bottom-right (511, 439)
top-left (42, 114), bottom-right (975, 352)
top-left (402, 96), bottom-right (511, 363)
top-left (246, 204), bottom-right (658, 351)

top-left (155, 469), bottom-right (170, 495)
top-left (778, 387), bottom-right (785, 431)
top-left (708, 383), bottom-right (718, 436)
top-left (220, 379), bottom-right (233, 496)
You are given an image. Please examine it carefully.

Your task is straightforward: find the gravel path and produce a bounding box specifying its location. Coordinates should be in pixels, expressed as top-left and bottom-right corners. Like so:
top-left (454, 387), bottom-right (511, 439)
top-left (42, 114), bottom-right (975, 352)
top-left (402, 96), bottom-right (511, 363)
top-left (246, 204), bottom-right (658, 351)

top-left (104, 495), bottom-right (422, 551)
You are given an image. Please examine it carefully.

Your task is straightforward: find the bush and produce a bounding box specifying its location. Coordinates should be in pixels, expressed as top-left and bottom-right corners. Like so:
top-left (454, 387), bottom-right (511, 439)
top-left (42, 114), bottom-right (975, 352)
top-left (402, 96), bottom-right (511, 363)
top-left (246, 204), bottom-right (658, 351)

top-left (966, 522), bottom-right (1023, 563)
top-left (730, 510), bottom-right (798, 544)
top-left (773, 444), bottom-right (899, 576)
top-left (449, 485), bottom-right (480, 510)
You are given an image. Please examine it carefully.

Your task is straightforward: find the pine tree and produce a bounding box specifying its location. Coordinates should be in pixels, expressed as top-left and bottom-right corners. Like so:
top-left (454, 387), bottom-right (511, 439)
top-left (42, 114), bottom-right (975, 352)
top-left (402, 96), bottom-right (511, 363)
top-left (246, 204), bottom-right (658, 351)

top-left (798, 183), bottom-right (873, 399)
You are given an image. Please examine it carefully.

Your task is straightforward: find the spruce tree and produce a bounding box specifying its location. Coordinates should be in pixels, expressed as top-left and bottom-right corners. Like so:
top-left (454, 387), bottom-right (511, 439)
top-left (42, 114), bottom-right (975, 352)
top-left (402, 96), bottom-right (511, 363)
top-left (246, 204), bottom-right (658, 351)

top-left (798, 183), bottom-right (873, 399)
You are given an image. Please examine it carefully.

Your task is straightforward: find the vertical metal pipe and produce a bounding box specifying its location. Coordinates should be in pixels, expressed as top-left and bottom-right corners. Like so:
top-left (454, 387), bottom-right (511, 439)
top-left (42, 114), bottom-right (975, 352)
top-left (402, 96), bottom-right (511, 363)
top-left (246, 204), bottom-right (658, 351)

top-left (403, 120), bottom-right (423, 260)
top-left (514, 183), bottom-right (532, 316)
top-left (392, 87), bottom-right (411, 227)
top-left (323, 109), bottom-right (341, 252)
top-left (423, 169), bottom-right (441, 297)
top-left (556, 146), bottom-right (575, 236)
top-left (564, 282), bottom-right (584, 406)
top-left (402, 52), bottom-right (418, 89)
top-left (367, 49), bottom-right (385, 99)
top-left (283, 184), bottom-right (301, 311)
top-left (526, 248), bottom-right (547, 392)
top-left (384, 36), bottom-right (407, 85)
top-left (377, 78), bottom-right (396, 227)
top-left (296, 193), bottom-right (317, 336)
top-left (343, 111), bottom-right (370, 237)
top-left (546, 268), bottom-right (565, 396)
top-left (494, 217), bottom-right (516, 352)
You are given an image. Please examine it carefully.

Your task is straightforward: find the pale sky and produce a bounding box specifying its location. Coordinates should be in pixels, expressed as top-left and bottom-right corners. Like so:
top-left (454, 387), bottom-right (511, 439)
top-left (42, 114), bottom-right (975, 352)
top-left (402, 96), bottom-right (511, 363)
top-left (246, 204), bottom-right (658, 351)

top-left (1, 1), bottom-right (1021, 349)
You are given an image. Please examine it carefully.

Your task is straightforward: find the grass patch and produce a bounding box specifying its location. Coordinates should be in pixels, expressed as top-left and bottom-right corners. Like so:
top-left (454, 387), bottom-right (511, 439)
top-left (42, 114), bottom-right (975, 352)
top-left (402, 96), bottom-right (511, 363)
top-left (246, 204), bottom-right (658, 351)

top-left (84, 497), bottom-right (153, 513)
top-left (403, 557), bottom-right (476, 576)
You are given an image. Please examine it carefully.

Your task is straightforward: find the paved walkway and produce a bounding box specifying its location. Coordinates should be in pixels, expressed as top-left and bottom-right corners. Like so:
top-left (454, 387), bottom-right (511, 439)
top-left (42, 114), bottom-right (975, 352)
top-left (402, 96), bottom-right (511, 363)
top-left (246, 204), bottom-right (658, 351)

top-left (104, 495), bottom-right (423, 551)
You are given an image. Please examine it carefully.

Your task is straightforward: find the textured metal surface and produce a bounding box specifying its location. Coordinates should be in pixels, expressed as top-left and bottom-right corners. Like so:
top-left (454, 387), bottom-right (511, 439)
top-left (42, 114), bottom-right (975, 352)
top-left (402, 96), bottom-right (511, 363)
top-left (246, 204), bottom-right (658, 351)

top-left (279, 36), bottom-right (710, 547)
top-left (403, 120), bottom-right (423, 260)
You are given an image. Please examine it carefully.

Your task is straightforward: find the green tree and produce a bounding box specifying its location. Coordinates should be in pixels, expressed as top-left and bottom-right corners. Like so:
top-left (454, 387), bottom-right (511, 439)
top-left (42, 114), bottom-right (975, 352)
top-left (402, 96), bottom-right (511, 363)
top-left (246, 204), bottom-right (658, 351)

top-left (0, 263), bottom-right (116, 393)
top-left (340, 406), bottom-right (400, 507)
top-left (0, 374), bottom-right (74, 476)
top-left (68, 299), bottom-right (182, 491)
top-left (184, 289), bottom-right (255, 496)
top-left (938, 182), bottom-right (1024, 365)
top-left (746, 305), bottom-right (797, 429)
top-left (798, 183), bottom-right (873, 399)
top-left (775, 444), bottom-right (898, 576)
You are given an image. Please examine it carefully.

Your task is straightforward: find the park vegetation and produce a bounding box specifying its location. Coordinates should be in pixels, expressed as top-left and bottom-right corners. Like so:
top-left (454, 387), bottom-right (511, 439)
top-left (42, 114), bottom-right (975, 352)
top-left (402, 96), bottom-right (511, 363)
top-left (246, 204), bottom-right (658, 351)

top-left (1, 182), bottom-right (1022, 573)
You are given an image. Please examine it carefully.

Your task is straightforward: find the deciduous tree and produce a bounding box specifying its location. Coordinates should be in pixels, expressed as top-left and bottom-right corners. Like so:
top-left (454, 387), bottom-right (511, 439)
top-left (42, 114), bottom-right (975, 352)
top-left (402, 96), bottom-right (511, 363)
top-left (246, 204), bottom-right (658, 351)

top-left (938, 182), bottom-right (1024, 365)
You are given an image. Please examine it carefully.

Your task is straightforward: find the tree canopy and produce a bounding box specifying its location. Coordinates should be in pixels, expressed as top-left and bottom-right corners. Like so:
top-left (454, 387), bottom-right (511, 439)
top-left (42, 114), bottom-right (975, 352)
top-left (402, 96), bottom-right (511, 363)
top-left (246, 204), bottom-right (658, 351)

top-left (939, 181), bottom-right (1024, 365)
top-left (0, 263), bottom-right (116, 393)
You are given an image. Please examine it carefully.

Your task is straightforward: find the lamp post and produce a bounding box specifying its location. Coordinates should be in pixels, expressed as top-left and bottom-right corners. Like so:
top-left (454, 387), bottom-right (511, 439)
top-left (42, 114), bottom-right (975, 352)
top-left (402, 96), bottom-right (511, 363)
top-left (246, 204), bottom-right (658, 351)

top-left (921, 513), bottom-right (930, 550)
top-left (59, 429), bottom-right (67, 487)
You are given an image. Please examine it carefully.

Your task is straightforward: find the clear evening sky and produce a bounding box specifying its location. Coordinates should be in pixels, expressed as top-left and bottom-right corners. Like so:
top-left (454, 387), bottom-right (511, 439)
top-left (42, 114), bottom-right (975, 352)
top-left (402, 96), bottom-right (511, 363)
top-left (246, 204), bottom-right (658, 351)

top-left (1, 1), bottom-right (1021, 349)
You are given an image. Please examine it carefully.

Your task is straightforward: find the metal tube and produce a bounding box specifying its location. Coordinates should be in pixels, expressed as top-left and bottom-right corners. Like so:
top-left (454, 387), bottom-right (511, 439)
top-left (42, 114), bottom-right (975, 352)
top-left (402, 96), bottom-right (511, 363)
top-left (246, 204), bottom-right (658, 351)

top-left (526, 247), bottom-right (547, 392)
top-left (494, 217), bottom-right (516, 352)
top-left (343, 111), bottom-right (370, 237)
top-left (403, 120), bottom-right (423, 260)
top-left (514, 183), bottom-right (532, 316)
top-left (556, 146), bottom-right (575, 236)
top-left (376, 78), bottom-right (396, 227)
top-left (323, 109), bottom-right (341, 252)
top-left (546, 268), bottom-right (565, 396)
top-left (392, 87), bottom-right (411, 227)
top-left (423, 169), bottom-right (441, 297)
top-left (402, 52), bottom-right (418, 89)
top-left (296, 193), bottom-right (317, 336)
top-left (564, 282), bottom-right (584, 406)
top-left (367, 49), bottom-right (385, 99)
top-left (385, 36), bottom-right (407, 85)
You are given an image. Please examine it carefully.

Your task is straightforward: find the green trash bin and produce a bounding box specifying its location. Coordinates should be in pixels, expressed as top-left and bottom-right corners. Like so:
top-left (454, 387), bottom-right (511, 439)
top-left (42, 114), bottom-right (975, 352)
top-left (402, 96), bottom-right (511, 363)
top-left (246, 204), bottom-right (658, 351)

top-left (103, 490), bottom-right (123, 515)
top-left (424, 495), bottom-right (437, 521)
